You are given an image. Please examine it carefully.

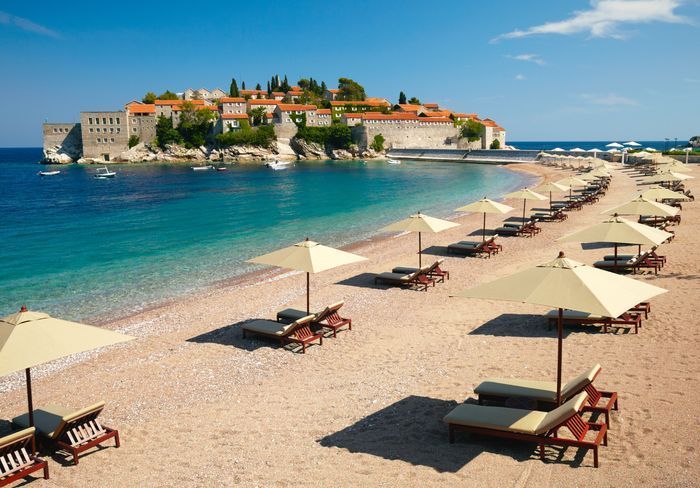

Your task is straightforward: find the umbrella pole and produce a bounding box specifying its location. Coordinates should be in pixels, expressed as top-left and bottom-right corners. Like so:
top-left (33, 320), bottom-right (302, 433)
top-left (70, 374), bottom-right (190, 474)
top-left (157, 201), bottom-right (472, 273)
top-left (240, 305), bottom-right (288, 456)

top-left (26, 368), bottom-right (36, 454)
top-left (522, 200), bottom-right (526, 223)
top-left (549, 191), bottom-right (553, 216)
top-left (556, 308), bottom-right (563, 406)
top-left (482, 213), bottom-right (486, 242)
top-left (306, 272), bottom-right (310, 314)
top-left (418, 232), bottom-right (422, 267)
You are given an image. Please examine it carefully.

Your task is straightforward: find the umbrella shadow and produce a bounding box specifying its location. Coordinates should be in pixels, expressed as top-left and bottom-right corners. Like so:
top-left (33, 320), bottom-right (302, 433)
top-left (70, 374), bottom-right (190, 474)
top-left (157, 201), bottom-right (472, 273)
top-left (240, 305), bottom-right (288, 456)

top-left (0, 419), bottom-right (13, 437)
top-left (187, 320), bottom-right (311, 353)
top-left (317, 395), bottom-right (534, 473)
top-left (335, 273), bottom-right (387, 290)
top-left (466, 228), bottom-right (497, 238)
top-left (468, 314), bottom-right (612, 338)
top-left (420, 245), bottom-right (451, 257)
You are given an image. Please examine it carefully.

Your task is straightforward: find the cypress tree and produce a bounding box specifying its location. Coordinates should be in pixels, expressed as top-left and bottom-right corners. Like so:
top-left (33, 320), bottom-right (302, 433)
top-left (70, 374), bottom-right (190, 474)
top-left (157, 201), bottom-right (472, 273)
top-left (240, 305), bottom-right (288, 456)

top-left (267, 80), bottom-right (272, 95)
top-left (241, 81), bottom-right (246, 90)
top-left (281, 75), bottom-right (290, 92)
top-left (321, 81), bottom-right (327, 94)
top-left (255, 83), bottom-right (262, 90)
top-left (399, 91), bottom-right (407, 104)
top-left (229, 78), bottom-right (239, 97)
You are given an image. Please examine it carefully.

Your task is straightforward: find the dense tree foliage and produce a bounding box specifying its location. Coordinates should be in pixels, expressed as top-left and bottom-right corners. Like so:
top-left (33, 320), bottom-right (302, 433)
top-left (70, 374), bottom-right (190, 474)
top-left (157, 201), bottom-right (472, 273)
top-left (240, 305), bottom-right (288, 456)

top-left (370, 134), bottom-right (385, 152)
top-left (490, 139), bottom-right (501, 149)
top-left (177, 101), bottom-right (216, 147)
top-left (398, 91), bottom-right (407, 104)
top-left (295, 123), bottom-right (352, 150)
top-left (337, 78), bottom-right (366, 101)
top-left (155, 115), bottom-right (182, 148)
top-left (229, 78), bottom-right (239, 97)
top-left (142, 92), bottom-right (157, 104)
top-left (215, 125), bottom-right (276, 148)
top-left (461, 119), bottom-right (484, 142)
top-left (157, 90), bottom-right (179, 101)
top-left (407, 96), bottom-right (421, 105)
top-left (128, 135), bottom-right (140, 148)
top-left (248, 107), bottom-right (267, 126)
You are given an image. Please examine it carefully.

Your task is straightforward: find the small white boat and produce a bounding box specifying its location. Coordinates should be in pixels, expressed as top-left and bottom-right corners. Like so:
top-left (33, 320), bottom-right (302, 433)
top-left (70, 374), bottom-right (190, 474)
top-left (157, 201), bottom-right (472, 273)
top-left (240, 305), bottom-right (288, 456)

top-left (38, 170), bottom-right (61, 176)
top-left (266, 160), bottom-right (293, 170)
top-left (387, 159), bottom-right (401, 165)
top-left (215, 166), bottom-right (228, 172)
top-left (192, 165), bottom-right (214, 171)
top-left (94, 167), bottom-right (116, 179)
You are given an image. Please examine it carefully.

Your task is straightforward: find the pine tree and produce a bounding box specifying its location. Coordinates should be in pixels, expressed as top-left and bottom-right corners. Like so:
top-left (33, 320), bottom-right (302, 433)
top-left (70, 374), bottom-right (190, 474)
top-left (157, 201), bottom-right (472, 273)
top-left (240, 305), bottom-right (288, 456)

top-left (255, 83), bottom-right (262, 90)
top-left (229, 78), bottom-right (239, 97)
top-left (399, 91), bottom-right (407, 104)
top-left (267, 80), bottom-right (272, 95)
top-left (241, 81), bottom-right (246, 90)
top-left (321, 81), bottom-right (327, 94)
top-left (282, 75), bottom-right (290, 92)
top-left (275, 75), bottom-right (281, 88)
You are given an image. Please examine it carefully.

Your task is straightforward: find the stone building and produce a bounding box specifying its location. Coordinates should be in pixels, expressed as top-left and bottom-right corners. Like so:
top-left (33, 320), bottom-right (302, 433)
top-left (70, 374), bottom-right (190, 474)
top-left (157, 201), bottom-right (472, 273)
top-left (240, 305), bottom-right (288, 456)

top-left (183, 88), bottom-right (227, 101)
top-left (480, 119), bottom-right (506, 149)
top-left (240, 89), bottom-right (267, 99)
top-left (79, 111), bottom-right (129, 160)
top-left (126, 103), bottom-right (157, 145)
top-left (247, 99), bottom-right (279, 114)
top-left (343, 112), bottom-right (459, 150)
top-left (330, 99), bottom-right (390, 121)
top-left (220, 97), bottom-right (246, 116)
top-left (42, 123), bottom-right (83, 162)
top-left (218, 113), bottom-right (249, 133)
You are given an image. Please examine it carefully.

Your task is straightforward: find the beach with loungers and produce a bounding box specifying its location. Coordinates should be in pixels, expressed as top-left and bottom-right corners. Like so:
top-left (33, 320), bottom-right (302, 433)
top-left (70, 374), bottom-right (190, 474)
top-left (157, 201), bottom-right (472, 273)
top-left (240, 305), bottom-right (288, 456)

top-left (1, 158), bottom-right (698, 486)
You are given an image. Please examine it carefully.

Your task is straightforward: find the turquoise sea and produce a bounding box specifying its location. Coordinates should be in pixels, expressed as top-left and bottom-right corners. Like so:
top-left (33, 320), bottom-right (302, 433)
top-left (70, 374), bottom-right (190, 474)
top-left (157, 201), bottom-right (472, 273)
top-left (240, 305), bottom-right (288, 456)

top-left (0, 148), bottom-right (532, 320)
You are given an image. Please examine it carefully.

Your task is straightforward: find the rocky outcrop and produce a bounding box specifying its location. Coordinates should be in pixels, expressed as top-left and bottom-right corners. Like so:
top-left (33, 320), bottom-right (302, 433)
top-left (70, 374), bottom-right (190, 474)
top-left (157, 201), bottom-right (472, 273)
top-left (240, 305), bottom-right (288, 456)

top-left (290, 137), bottom-right (327, 159)
top-left (41, 144), bottom-right (81, 164)
top-left (330, 149), bottom-right (353, 160)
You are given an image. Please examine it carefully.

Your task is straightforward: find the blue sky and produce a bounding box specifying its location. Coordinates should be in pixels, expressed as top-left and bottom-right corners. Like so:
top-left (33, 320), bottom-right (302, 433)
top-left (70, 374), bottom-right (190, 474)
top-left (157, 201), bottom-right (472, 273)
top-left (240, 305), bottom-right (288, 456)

top-left (1, 0), bottom-right (698, 146)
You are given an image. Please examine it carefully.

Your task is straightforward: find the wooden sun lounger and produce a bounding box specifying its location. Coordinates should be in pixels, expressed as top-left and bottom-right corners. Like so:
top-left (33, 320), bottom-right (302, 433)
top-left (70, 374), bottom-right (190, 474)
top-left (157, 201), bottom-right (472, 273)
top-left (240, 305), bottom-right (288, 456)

top-left (12, 402), bottom-right (119, 465)
top-left (594, 252), bottom-right (660, 275)
top-left (447, 236), bottom-right (500, 257)
top-left (242, 314), bottom-right (321, 353)
top-left (277, 301), bottom-right (352, 338)
top-left (374, 266), bottom-right (435, 291)
top-left (0, 428), bottom-right (48, 487)
top-left (444, 392), bottom-right (607, 468)
top-left (393, 259), bottom-right (450, 282)
top-left (474, 364), bottom-right (619, 427)
top-left (603, 249), bottom-right (666, 267)
top-left (545, 309), bottom-right (642, 334)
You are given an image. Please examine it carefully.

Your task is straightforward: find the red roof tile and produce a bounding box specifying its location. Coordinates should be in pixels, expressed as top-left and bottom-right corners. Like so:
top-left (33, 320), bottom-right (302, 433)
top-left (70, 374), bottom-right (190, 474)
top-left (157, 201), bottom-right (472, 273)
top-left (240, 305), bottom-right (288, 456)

top-left (330, 100), bottom-right (390, 107)
top-left (220, 97), bottom-right (245, 103)
top-left (221, 113), bottom-right (249, 119)
top-left (248, 99), bottom-right (279, 105)
top-left (128, 104), bottom-right (156, 114)
top-left (277, 104), bottom-right (316, 111)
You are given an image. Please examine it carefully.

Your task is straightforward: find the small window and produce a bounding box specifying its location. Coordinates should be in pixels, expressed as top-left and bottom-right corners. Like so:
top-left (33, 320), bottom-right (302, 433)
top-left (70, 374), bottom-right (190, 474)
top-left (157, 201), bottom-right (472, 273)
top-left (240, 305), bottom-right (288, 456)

top-left (117, 128), bottom-right (120, 133)
top-left (89, 128), bottom-right (94, 133)
top-left (110, 138), bottom-right (115, 143)
top-left (88, 117), bottom-right (93, 124)
top-left (102, 117), bottom-right (107, 124)
top-left (53, 128), bottom-right (57, 133)
top-left (96, 128), bottom-right (101, 133)
top-left (116, 118), bottom-right (120, 125)
top-left (133, 128), bottom-right (137, 133)
top-left (109, 117), bottom-right (113, 124)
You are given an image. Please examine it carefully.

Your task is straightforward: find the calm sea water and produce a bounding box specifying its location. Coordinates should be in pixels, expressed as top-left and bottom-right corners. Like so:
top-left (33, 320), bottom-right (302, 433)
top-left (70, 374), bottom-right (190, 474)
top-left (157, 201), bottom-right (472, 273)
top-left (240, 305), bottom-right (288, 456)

top-left (0, 148), bottom-right (532, 320)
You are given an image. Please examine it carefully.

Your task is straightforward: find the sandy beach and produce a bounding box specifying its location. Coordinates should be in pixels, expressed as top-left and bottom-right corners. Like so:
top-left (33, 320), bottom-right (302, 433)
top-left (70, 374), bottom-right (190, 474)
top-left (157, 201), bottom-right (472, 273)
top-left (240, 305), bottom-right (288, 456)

top-left (2, 162), bottom-right (698, 487)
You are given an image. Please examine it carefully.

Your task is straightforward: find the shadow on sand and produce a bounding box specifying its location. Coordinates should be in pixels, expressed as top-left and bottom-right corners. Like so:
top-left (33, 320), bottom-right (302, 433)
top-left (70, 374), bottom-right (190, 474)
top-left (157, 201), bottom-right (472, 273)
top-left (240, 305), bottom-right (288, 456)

top-left (317, 395), bottom-right (537, 472)
top-left (187, 320), bottom-right (311, 353)
top-left (467, 313), bottom-right (632, 337)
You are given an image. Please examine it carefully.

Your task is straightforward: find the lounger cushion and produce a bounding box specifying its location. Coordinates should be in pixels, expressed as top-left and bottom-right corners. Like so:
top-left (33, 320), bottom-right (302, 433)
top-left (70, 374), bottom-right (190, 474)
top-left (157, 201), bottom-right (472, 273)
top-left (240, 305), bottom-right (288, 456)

top-left (449, 241), bottom-right (482, 250)
top-left (443, 404), bottom-right (547, 434)
top-left (545, 310), bottom-right (604, 320)
top-left (594, 260), bottom-right (633, 267)
top-left (560, 365), bottom-right (601, 399)
top-left (393, 260), bottom-right (444, 275)
top-left (243, 319), bottom-right (303, 336)
top-left (535, 392), bottom-right (588, 434)
top-left (13, 402), bottom-right (105, 439)
top-left (376, 272), bottom-right (412, 282)
top-left (277, 308), bottom-right (314, 322)
top-left (0, 427), bottom-right (35, 449)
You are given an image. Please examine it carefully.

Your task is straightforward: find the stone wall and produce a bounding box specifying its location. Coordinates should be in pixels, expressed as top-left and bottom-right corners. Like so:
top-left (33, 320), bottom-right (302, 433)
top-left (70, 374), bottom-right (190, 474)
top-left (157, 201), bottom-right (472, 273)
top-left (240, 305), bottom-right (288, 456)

top-left (273, 123), bottom-right (299, 139)
top-left (80, 111), bottom-right (130, 160)
top-left (351, 124), bottom-right (460, 150)
top-left (128, 114), bottom-right (157, 145)
top-left (42, 123), bottom-right (83, 162)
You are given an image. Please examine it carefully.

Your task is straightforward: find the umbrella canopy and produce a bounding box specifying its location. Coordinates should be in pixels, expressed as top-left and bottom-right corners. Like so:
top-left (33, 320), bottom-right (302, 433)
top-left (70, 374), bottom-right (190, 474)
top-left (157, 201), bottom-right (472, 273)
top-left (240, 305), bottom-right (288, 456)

top-left (638, 186), bottom-right (690, 201)
top-left (607, 148), bottom-right (620, 153)
top-left (606, 142), bottom-right (624, 148)
top-left (248, 239), bottom-right (367, 312)
top-left (551, 147), bottom-right (565, 152)
top-left (0, 308), bottom-right (135, 432)
top-left (589, 168), bottom-right (611, 178)
top-left (556, 176), bottom-right (588, 187)
top-left (655, 162), bottom-right (693, 173)
top-left (645, 147), bottom-right (658, 152)
top-left (455, 198), bottom-right (514, 241)
top-left (381, 212), bottom-right (458, 266)
top-left (536, 182), bottom-right (570, 216)
top-left (504, 188), bottom-right (547, 222)
top-left (452, 252), bottom-right (667, 404)
top-left (570, 147), bottom-right (585, 152)
top-left (589, 148), bottom-right (603, 153)
top-left (603, 196), bottom-right (679, 217)
top-left (641, 171), bottom-right (694, 184)
top-left (624, 141), bottom-right (641, 147)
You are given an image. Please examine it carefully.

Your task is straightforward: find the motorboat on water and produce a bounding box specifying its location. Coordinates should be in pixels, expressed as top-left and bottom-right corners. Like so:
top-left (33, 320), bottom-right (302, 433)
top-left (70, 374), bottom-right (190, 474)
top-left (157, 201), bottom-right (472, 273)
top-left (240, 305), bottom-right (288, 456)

top-left (215, 166), bottom-right (228, 171)
top-left (94, 167), bottom-right (116, 179)
top-left (387, 159), bottom-right (401, 165)
top-left (38, 170), bottom-right (61, 176)
top-left (192, 165), bottom-right (214, 171)
top-left (265, 160), bottom-right (293, 170)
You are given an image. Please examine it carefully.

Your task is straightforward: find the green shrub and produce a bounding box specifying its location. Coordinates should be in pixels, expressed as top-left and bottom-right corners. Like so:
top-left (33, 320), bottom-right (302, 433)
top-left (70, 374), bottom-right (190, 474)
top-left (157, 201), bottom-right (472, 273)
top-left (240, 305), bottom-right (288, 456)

top-left (490, 138), bottom-right (501, 149)
top-left (215, 125), bottom-right (276, 148)
top-left (128, 135), bottom-right (140, 148)
top-left (296, 123), bottom-right (352, 150)
top-left (370, 134), bottom-right (385, 152)
top-left (461, 119), bottom-right (483, 142)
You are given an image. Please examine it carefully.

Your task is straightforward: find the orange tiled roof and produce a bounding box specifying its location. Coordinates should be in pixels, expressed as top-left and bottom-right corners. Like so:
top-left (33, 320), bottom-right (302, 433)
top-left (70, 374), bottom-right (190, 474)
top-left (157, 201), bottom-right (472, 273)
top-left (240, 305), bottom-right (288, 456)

top-left (290, 86), bottom-right (301, 91)
top-left (248, 99), bottom-right (279, 105)
top-left (272, 92), bottom-right (285, 97)
top-left (221, 113), bottom-right (248, 119)
top-left (330, 100), bottom-right (390, 107)
top-left (287, 90), bottom-right (304, 96)
top-left (328, 89), bottom-right (339, 93)
top-left (342, 113), bottom-right (364, 118)
top-left (277, 104), bottom-right (317, 111)
top-left (481, 118), bottom-right (498, 127)
top-left (154, 99), bottom-right (206, 106)
top-left (240, 89), bottom-right (267, 95)
top-left (394, 104), bottom-right (423, 112)
top-left (359, 112), bottom-right (452, 123)
top-left (316, 109), bottom-right (331, 114)
top-left (172, 104), bottom-right (217, 111)
top-left (220, 97), bottom-right (245, 103)
top-left (128, 104), bottom-right (156, 114)
top-left (422, 110), bottom-right (452, 117)
top-left (452, 113), bottom-right (478, 118)
top-left (423, 103), bottom-right (439, 109)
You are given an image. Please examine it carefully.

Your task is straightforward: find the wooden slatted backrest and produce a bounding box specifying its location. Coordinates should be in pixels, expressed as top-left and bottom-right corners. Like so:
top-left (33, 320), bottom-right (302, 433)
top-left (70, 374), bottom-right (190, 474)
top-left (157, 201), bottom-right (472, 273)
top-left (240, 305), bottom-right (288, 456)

top-left (314, 302), bottom-right (344, 324)
top-left (584, 383), bottom-right (602, 406)
top-left (53, 403), bottom-right (106, 444)
top-left (293, 325), bottom-right (315, 341)
top-left (0, 428), bottom-right (34, 478)
top-left (282, 315), bottom-right (315, 337)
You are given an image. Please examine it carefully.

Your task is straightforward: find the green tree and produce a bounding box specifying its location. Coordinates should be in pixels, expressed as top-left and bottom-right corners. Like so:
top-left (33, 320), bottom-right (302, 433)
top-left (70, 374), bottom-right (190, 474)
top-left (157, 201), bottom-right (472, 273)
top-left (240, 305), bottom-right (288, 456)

top-left (157, 90), bottom-right (179, 100)
top-left (370, 134), bottom-right (385, 152)
top-left (326, 123), bottom-right (352, 149)
top-left (155, 115), bottom-right (182, 149)
top-left (490, 138), bottom-right (501, 149)
top-left (216, 125), bottom-right (276, 148)
top-left (398, 91), bottom-right (407, 104)
top-left (337, 78), bottom-right (366, 101)
top-left (142, 92), bottom-right (157, 104)
top-left (408, 96), bottom-right (421, 105)
top-left (321, 81), bottom-right (327, 94)
top-left (249, 107), bottom-right (267, 126)
top-left (177, 101), bottom-right (216, 148)
top-left (229, 78), bottom-right (239, 97)
top-left (128, 135), bottom-right (140, 148)
top-left (255, 83), bottom-right (262, 90)
top-left (461, 119), bottom-right (484, 142)
top-left (281, 75), bottom-right (290, 92)
top-left (267, 80), bottom-right (272, 96)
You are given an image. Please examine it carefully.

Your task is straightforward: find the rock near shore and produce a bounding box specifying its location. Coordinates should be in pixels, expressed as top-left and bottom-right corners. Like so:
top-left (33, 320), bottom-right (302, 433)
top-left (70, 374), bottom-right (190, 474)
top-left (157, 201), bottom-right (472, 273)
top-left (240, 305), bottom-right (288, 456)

top-left (42, 144), bottom-right (81, 164)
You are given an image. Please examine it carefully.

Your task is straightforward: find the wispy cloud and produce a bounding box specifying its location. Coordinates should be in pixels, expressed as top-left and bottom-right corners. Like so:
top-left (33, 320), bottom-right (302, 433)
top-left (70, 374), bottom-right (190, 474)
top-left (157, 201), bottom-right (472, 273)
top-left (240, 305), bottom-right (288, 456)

top-left (0, 11), bottom-right (60, 38)
top-left (581, 93), bottom-right (638, 106)
top-left (515, 74), bottom-right (526, 81)
top-left (506, 53), bottom-right (545, 65)
top-left (492, 0), bottom-right (690, 42)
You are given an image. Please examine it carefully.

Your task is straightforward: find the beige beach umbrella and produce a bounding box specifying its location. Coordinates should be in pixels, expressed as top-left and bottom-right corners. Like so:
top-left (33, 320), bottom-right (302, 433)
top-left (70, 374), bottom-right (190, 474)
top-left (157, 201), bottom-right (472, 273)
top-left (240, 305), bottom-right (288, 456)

top-left (589, 168), bottom-right (612, 178)
top-left (556, 176), bottom-right (589, 200)
top-left (536, 182), bottom-right (570, 215)
top-left (455, 198), bottom-right (514, 241)
top-left (452, 252), bottom-right (667, 405)
top-left (603, 196), bottom-right (679, 217)
top-left (558, 214), bottom-right (674, 261)
top-left (638, 186), bottom-right (690, 201)
top-left (0, 307), bottom-right (135, 443)
top-left (248, 239), bottom-right (366, 313)
top-left (504, 188), bottom-right (547, 222)
top-left (655, 162), bottom-right (693, 173)
top-left (641, 171), bottom-right (694, 184)
top-left (381, 212), bottom-right (459, 267)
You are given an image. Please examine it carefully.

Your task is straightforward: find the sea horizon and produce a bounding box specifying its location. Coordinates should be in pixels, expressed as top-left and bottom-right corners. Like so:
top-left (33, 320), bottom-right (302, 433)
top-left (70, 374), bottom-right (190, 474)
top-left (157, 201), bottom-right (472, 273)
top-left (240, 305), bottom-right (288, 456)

top-left (0, 147), bottom-right (534, 321)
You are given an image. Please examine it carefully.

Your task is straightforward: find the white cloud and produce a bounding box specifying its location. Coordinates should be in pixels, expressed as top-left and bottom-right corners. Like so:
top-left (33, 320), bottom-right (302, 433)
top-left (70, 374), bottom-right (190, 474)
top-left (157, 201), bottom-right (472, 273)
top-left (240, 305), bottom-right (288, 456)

top-left (506, 54), bottom-right (545, 65)
top-left (493, 0), bottom-right (689, 42)
top-left (0, 11), bottom-right (60, 38)
top-left (515, 74), bottom-right (526, 80)
top-left (581, 93), bottom-right (638, 106)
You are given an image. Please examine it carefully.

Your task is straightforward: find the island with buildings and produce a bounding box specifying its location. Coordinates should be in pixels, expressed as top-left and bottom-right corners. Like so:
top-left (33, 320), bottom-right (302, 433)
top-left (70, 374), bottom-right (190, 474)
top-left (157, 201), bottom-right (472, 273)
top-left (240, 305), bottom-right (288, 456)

top-left (42, 76), bottom-right (507, 164)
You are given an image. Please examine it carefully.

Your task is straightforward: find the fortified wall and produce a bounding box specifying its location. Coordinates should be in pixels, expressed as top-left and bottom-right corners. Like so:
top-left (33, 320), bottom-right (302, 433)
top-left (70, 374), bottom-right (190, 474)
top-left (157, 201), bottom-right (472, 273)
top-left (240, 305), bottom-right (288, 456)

top-left (42, 123), bottom-right (83, 162)
top-left (351, 124), bottom-right (459, 150)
